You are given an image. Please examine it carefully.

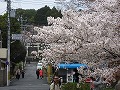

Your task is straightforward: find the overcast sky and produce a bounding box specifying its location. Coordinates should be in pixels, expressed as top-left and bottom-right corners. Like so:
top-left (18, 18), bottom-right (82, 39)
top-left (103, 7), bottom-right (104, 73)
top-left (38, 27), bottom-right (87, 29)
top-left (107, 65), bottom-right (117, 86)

top-left (0, 0), bottom-right (57, 15)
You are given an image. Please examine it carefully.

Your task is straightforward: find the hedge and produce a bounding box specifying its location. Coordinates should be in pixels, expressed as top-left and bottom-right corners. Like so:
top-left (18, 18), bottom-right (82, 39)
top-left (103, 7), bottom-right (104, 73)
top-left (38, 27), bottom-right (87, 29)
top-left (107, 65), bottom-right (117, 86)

top-left (61, 82), bottom-right (114, 90)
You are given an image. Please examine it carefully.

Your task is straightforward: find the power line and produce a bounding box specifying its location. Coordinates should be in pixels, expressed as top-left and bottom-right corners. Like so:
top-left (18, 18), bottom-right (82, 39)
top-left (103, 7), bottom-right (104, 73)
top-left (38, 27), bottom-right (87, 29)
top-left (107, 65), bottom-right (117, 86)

top-left (11, 1), bottom-right (56, 10)
top-left (0, 7), bottom-right (6, 10)
top-left (13, 0), bottom-right (54, 3)
top-left (12, 0), bottom-right (55, 4)
top-left (0, 10), bottom-right (7, 15)
top-left (0, 0), bottom-right (6, 2)
top-left (11, 5), bottom-right (21, 9)
top-left (11, 0), bottom-right (56, 8)
top-left (12, 1), bottom-right (55, 5)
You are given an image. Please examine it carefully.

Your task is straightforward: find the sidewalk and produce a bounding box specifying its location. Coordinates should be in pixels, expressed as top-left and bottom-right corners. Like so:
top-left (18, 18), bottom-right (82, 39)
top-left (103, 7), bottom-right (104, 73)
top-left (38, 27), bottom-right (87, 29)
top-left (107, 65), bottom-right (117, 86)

top-left (0, 62), bottom-right (50, 90)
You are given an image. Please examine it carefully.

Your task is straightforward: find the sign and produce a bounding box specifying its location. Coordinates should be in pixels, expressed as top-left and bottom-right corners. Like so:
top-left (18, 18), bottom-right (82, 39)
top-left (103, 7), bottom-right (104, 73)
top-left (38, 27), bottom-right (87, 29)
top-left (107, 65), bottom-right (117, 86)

top-left (10, 9), bottom-right (16, 17)
top-left (67, 74), bottom-right (73, 82)
top-left (12, 34), bottom-right (23, 40)
top-left (6, 61), bottom-right (9, 65)
top-left (0, 48), bottom-right (7, 58)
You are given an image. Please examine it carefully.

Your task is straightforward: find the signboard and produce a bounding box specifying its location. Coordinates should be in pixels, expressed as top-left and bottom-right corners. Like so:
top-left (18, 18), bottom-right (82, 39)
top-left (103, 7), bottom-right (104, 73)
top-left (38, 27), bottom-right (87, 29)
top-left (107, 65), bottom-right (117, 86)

top-left (67, 74), bottom-right (73, 82)
top-left (12, 34), bottom-right (23, 40)
top-left (10, 9), bottom-right (16, 17)
top-left (0, 48), bottom-right (7, 58)
top-left (6, 61), bottom-right (9, 65)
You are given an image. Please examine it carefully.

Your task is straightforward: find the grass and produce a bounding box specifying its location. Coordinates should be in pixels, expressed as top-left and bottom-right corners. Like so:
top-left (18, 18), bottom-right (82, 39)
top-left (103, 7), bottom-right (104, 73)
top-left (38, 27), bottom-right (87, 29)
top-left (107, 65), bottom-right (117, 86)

top-left (61, 82), bottom-right (90, 90)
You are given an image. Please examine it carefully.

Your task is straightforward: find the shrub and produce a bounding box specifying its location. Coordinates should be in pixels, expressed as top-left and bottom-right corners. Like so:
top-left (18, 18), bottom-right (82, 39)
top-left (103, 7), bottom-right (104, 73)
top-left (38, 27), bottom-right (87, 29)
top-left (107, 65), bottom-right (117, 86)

top-left (61, 82), bottom-right (114, 90)
top-left (61, 82), bottom-right (90, 90)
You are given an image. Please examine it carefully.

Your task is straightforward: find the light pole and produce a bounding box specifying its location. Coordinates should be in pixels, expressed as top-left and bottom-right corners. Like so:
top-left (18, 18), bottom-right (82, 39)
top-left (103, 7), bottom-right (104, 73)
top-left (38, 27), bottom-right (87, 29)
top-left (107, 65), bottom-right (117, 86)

top-left (7, 0), bottom-right (11, 86)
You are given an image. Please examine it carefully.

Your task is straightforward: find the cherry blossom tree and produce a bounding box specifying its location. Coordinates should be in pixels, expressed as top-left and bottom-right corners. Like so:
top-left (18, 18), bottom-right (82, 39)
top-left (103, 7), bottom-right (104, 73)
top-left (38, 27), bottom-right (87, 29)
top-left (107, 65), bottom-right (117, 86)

top-left (28, 0), bottom-right (119, 65)
top-left (23, 0), bottom-right (120, 85)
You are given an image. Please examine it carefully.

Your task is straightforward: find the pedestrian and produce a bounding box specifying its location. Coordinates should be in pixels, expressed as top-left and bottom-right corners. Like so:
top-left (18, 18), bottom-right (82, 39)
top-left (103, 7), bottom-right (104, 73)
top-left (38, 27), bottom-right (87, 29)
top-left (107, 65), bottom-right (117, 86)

top-left (85, 76), bottom-right (92, 83)
top-left (90, 75), bottom-right (104, 90)
top-left (90, 76), bottom-right (96, 90)
top-left (15, 69), bottom-right (21, 80)
top-left (39, 69), bottom-right (43, 79)
top-left (21, 69), bottom-right (25, 78)
top-left (73, 69), bottom-right (83, 83)
top-left (115, 80), bottom-right (120, 90)
top-left (50, 75), bottom-right (61, 90)
top-left (36, 69), bottom-right (39, 79)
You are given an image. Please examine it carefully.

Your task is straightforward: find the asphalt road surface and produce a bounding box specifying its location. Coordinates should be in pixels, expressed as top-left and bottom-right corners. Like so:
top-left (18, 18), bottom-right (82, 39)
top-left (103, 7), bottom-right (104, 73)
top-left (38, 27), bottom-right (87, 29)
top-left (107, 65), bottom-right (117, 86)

top-left (0, 62), bottom-right (49, 90)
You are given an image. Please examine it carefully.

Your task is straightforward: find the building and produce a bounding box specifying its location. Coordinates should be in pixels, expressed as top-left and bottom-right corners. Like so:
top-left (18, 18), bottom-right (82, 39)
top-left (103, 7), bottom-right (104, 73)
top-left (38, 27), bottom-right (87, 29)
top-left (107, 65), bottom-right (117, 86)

top-left (0, 30), bottom-right (7, 86)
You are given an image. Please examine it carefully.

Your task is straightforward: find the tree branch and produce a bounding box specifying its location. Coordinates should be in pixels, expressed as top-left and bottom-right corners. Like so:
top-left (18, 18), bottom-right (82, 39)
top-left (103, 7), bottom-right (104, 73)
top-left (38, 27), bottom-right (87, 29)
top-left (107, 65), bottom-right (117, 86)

top-left (103, 48), bottom-right (120, 58)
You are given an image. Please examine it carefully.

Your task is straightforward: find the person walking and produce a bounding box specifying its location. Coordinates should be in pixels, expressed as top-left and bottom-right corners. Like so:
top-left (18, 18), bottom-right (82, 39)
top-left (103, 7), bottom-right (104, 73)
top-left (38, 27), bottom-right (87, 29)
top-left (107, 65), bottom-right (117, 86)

top-left (39, 69), bottom-right (43, 79)
top-left (15, 69), bottom-right (21, 80)
top-left (73, 69), bottom-right (83, 83)
top-left (21, 69), bottom-right (25, 78)
top-left (50, 75), bottom-right (61, 90)
top-left (36, 69), bottom-right (39, 79)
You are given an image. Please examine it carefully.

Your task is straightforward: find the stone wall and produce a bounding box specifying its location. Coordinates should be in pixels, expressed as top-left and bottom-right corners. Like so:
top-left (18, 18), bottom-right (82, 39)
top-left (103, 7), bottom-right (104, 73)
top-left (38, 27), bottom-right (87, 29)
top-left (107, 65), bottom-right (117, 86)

top-left (0, 69), bottom-right (7, 86)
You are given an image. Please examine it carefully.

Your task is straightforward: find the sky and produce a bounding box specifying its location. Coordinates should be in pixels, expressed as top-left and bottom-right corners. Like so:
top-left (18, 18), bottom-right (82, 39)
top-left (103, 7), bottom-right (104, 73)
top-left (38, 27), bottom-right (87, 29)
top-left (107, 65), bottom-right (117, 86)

top-left (0, 0), bottom-right (57, 15)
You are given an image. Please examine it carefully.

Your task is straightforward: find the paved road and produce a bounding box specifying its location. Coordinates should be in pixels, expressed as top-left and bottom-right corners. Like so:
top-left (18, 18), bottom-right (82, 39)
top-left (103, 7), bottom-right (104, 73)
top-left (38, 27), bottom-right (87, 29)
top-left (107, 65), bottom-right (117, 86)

top-left (0, 62), bottom-right (49, 90)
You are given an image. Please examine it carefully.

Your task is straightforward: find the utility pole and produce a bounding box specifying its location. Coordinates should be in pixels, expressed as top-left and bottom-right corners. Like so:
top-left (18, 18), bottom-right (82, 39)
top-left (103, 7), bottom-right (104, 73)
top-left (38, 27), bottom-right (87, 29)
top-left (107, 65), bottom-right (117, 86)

top-left (19, 15), bottom-right (28, 67)
top-left (20, 15), bottom-right (27, 45)
top-left (7, 0), bottom-right (11, 86)
top-left (0, 30), bottom-right (2, 48)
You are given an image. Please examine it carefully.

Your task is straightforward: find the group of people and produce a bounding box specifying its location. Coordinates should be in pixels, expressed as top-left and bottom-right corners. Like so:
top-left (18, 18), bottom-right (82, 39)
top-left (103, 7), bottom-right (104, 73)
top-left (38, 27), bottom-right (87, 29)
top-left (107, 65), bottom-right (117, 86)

top-left (36, 69), bottom-right (43, 79)
top-left (72, 68), bottom-right (109, 90)
top-left (15, 69), bottom-right (25, 80)
top-left (49, 68), bottom-right (83, 90)
top-left (89, 75), bottom-right (109, 90)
